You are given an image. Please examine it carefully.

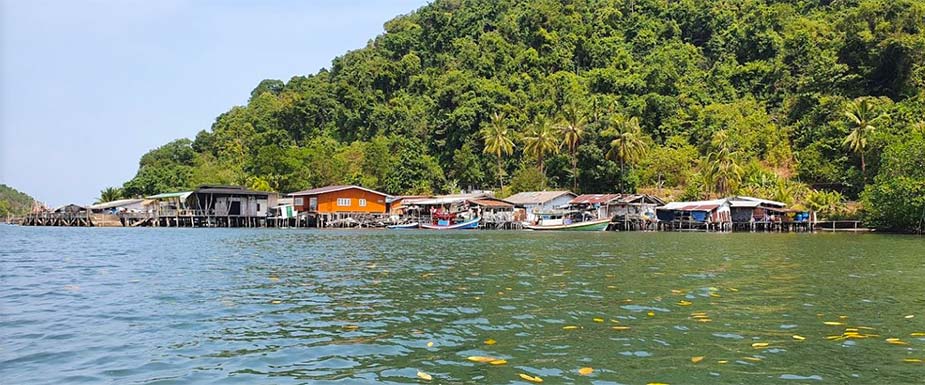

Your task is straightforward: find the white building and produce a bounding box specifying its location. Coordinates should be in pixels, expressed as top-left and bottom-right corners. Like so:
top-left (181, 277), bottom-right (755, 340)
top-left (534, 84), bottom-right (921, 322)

top-left (504, 191), bottom-right (577, 222)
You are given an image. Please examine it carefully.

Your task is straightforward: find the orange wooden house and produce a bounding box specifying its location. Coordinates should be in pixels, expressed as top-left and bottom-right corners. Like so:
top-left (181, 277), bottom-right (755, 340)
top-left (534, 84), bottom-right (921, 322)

top-left (288, 185), bottom-right (389, 214)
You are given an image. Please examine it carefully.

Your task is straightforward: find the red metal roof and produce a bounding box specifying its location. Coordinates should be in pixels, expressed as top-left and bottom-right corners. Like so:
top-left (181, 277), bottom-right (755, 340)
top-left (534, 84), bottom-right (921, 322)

top-left (673, 204), bottom-right (720, 211)
top-left (288, 185), bottom-right (388, 197)
top-left (570, 194), bottom-right (622, 204)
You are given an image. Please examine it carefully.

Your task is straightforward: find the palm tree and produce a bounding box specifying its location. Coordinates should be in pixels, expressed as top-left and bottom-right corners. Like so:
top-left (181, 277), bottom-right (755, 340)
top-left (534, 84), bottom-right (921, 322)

top-left (97, 187), bottom-right (123, 204)
top-left (522, 115), bottom-right (560, 180)
top-left (480, 112), bottom-right (515, 190)
top-left (843, 97), bottom-right (887, 181)
top-left (604, 115), bottom-right (647, 192)
top-left (556, 103), bottom-right (587, 191)
top-left (705, 147), bottom-right (742, 196)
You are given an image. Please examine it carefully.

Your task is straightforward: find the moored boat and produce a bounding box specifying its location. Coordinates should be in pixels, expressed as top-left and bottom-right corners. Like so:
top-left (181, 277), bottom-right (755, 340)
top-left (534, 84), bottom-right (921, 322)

top-left (386, 222), bottom-right (419, 229)
top-left (420, 217), bottom-right (480, 230)
top-left (523, 210), bottom-right (610, 231)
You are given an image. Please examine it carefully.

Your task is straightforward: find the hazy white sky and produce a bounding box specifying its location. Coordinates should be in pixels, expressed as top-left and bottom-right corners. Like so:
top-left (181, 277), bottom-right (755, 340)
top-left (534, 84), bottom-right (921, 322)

top-left (0, 0), bottom-right (428, 206)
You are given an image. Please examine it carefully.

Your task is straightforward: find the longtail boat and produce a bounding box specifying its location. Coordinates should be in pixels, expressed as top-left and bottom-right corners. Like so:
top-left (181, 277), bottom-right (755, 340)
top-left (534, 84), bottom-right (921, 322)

top-left (420, 217), bottom-right (480, 230)
top-left (386, 222), bottom-right (419, 229)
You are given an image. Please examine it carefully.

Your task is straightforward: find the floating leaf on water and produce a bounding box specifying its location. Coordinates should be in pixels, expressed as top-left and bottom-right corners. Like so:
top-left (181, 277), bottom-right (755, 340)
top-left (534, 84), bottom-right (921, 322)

top-left (426, 341), bottom-right (434, 347)
top-left (792, 335), bottom-right (806, 341)
top-left (910, 332), bottom-right (925, 336)
top-left (489, 359), bottom-right (507, 365)
top-left (647, 311), bottom-right (655, 317)
top-left (823, 321), bottom-right (844, 326)
top-left (343, 325), bottom-right (359, 330)
top-left (825, 335), bottom-right (842, 340)
top-left (902, 358), bottom-right (922, 363)
top-left (485, 338), bottom-right (497, 345)
top-left (886, 338), bottom-right (908, 345)
top-left (518, 373), bottom-right (543, 383)
top-left (678, 300), bottom-right (692, 306)
top-left (751, 342), bottom-right (769, 348)
top-left (467, 356), bottom-right (496, 363)
top-left (691, 312), bottom-right (707, 316)
top-left (563, 325), bottom-right (579, 330)
top-left (727, 287), bottom-right (739, 292)
top-left (417, 371), bottom-right (432, 381)
top-left (717, 360), bottom-right (729, 364)
top-left (270, 300), bottom-right (282, 304)
top-left (593, 318), bottom-right (605, 323)
top-left (578, 367), bottom-right (593, 376)
top-left (709, 293), bottom-right (721, 298)
top-left (691, 356), bottom-right (704, 364)
top-left (612, 326), bottom-right (631, 331)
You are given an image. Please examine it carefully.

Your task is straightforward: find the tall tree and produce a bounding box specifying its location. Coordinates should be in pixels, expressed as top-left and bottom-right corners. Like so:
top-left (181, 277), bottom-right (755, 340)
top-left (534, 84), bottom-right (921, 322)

top-left (843, 98), bottom-right (887, 181)
top-left (480, 112), bottom-right (515, 190)
top-left (604, 115), bottom-right (647, 192)
top-left (522, 115), bottom-right (560, 185)
top-left (556, 103), bottom-right (587, 191)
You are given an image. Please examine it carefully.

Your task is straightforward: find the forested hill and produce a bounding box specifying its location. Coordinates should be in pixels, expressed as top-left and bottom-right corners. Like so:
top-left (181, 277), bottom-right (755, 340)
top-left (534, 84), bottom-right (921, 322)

top-left (122, 0), bottom-right (925, 231)
top-left (0, 184), bottom-right (36, 218)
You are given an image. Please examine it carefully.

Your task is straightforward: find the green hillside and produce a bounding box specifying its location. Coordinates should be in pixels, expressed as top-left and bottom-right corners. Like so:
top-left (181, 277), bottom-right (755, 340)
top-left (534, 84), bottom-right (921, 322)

top-left (122, 0), bottom-right (925, 232)
top-left (0, 184), bottom-right (36, 218)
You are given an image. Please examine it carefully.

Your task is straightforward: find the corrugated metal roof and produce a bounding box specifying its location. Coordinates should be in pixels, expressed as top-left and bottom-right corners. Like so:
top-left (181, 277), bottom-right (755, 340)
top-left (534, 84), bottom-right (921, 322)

top-left (195, 185), bottom-right (272, 196)
top-left (504, 191), bottom-right (575, 205)
top-left (660, 199), bottom-right (728, 211)
top-left (147, 191), bottom-right (193, 199)
top-left (288, 185), bottom-right (388, 197)
top-left (469, 198), bottom-right (514, 208)
top-left (730, 196), bottom-right (787, 208)
top-left (88, 199), bottom-right (145, 210)
top-left (570, 194), bottom-right (621, 204)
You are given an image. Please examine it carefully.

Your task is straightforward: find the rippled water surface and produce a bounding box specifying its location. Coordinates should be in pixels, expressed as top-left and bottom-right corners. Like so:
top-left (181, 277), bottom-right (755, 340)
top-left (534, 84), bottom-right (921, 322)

top-left (2, 226), bottom-right (925, 384)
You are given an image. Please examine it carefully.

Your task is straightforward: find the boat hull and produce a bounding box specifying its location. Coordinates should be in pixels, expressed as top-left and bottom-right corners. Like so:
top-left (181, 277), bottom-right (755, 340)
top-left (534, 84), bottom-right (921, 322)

top-left (524, 218), bottom-right (610, 231)
top-left (420, 218), bottom-right (480, 230)
top-left (386, 222), bottom-right (419, 229)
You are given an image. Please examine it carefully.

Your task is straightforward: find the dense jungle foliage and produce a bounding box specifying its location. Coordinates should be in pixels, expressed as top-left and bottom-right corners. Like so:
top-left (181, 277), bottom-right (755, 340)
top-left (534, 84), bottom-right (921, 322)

top-left (0, 184), bottom-right (36, 218)
top-left (121, 0), bottom-right (925, 232)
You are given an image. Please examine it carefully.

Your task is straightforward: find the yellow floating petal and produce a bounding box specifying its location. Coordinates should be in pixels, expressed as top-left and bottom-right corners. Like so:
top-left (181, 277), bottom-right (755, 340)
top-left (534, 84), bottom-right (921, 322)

top-left (485, 338), bottom-right (497, 345)
top-left (489, 359), bottom-right (507, 365)
top-left (593, 318), bottom-right (604, 323)
top-left (751, 342), bottom-right (769, 348)
top-left (647, 311), bottom-right (655, 317)
top-left (691, 356), bottom-right (704, 364)
top-left (578, 367), bottom-right (593, 376)
top-left (417, 371), bottom-right (432, 381)
top-left (467, 356), bottom-right (496, 363)
top-left (518, 373), bottom-right (543, 383)
top-left (563, 325), bottom-right (579, 330)
top-left (792, 335), bottom-right (806, 341)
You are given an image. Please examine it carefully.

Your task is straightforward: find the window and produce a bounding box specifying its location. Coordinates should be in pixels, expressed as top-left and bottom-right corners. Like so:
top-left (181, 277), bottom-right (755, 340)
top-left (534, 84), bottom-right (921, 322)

top-left (294, 197), bottom-right (304, 206)
top-left (359, 199), bottom-right (367, 207)
top-left (337, 198), bottom-right (351, 207)
top-left (257, 203), bottom-right (261, 211)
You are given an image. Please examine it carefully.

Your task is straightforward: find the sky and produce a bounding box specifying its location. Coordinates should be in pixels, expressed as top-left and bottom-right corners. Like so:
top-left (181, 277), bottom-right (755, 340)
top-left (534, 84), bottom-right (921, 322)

top-left (0, 0), bottom-right (429, 206)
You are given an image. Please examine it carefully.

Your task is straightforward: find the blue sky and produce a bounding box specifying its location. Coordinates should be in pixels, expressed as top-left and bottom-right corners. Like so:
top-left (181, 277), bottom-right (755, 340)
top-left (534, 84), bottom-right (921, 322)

top-left (0, 0), bottom-right (428, 206)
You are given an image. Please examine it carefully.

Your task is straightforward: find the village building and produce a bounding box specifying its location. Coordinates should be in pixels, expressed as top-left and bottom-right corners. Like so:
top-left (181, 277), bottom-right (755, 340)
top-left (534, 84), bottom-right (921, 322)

top-left (504, 191), bottom-right (576, 222)
top-left (656, 198), bottom-right (733, 231)
top-left (570, 194), bottom-right (665, 230)
top-left (145, 185), bottom-right (274, 227)
top-left (88, 198), bottom-right (148, 214)
top-left (288, 185), bottom-right (389, 227)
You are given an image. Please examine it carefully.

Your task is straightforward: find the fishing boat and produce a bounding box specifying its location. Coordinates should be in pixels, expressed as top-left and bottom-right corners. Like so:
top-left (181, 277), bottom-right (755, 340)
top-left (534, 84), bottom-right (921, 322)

top-left (420, 217), bottom-right (481, 230)
top-left (386, 222), bottom-right (419, 229)
top-left (524, 210), bottom-right (610, 231)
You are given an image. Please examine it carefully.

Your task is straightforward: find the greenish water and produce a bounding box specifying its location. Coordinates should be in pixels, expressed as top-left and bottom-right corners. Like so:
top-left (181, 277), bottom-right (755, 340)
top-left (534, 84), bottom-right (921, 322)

top-left (1, 226), bottom-right (924, 384)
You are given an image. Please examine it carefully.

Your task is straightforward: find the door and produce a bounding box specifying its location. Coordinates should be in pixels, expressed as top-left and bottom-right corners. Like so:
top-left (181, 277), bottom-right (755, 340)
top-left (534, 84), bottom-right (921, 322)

top-left (229, 201), bottom-right (241, 216)
top-left (309, 197), bottom-right (318, 212)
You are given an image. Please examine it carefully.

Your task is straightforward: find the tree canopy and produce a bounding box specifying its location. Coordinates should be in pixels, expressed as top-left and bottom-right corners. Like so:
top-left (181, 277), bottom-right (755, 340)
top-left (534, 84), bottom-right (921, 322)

top-left (122, 0), bottom-right (925, 231)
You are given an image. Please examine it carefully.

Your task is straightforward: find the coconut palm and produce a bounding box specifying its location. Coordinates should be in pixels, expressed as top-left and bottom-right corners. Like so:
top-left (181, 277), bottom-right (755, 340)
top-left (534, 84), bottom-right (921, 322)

top-left (843, 97), bottom-right (887, 181)
top-left (604, 115), bottom-right (647, 192)
top-left (522, 115), bottom-right (560, 180)
top-left (480, 112), bottom-right (515, 190)
top-left (705, 147), bottom-right (742, 196)
top-left (97, 187), bottom-right (123, 204)
top-left (556, 103), bottom-right (587, 191)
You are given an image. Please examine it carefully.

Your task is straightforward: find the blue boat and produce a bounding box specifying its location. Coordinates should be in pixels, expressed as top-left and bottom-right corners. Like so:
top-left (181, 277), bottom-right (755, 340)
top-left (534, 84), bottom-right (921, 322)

top-left (420, 217), bottom-right (480, 230)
